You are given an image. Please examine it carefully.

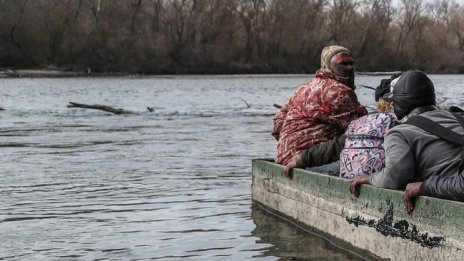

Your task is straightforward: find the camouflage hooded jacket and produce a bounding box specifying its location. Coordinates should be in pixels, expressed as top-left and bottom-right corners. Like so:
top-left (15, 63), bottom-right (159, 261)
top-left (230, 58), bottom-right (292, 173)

top-left (273, 70), bottom-right (367, 165)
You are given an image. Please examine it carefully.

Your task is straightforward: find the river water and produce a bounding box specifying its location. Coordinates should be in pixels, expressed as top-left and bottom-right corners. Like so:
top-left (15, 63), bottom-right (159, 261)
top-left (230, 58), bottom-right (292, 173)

top-left (0, 75), bottom-right (462, 260)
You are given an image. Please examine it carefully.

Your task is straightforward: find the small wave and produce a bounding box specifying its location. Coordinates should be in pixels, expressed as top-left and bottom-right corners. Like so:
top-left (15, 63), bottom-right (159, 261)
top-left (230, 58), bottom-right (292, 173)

top-left (0, 142), bottom-right (38, 147)
top-left (150, 110), bottom-right (276, 118)
top-left (186, 246), bottom-right (233, 253)
top-left (0, 216), bottom-right (60, 222)
top-left (161, 229), bottom-right (223, 234)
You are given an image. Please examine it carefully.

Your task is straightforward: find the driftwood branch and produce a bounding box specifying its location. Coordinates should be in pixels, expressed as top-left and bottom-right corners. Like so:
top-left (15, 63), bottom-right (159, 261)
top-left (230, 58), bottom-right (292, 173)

top-left (67, 102), bottom-right (131, 114)
top-left (239, 97), bottom-right (252, 108)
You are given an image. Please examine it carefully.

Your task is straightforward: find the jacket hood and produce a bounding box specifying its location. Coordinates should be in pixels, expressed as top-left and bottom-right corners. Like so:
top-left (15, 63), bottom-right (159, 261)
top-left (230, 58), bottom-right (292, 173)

top-left (392, 70), bottom-right (436, 120)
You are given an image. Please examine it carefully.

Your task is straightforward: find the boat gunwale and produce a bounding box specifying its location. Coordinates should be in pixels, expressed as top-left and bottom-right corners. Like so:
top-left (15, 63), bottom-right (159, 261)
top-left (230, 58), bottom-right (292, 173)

top-left (252, 159), bottom-right (464, 239)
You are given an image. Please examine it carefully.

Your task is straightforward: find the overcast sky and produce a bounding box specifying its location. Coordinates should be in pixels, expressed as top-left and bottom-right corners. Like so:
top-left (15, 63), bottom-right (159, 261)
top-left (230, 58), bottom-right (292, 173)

top-left (393, 0), bottom-right (464, 5)
top-left (431, 0), bottom-right (464, 4)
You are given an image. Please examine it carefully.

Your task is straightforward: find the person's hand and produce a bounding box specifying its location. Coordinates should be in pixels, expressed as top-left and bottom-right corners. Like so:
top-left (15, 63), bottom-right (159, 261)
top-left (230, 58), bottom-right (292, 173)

top-left (349, 176), bottom-right (369, 197)
top-left (283, 159), bottom-right (298, 178)
top-left (272, 122), bottom-right (283, 141)
top-left (403, 182), bottom-right (422, 215)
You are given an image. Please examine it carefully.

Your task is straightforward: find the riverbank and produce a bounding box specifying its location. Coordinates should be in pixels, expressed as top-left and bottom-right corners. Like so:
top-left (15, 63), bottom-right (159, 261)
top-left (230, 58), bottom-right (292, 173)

top-left (0, 69), bottom-right (412, 78)
top-left (0, 69), bottom-right (134, 78)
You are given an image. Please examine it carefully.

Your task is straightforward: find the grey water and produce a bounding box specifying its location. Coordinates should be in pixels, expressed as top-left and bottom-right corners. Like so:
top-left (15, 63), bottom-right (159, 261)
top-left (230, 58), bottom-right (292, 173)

top-left (0, 75), bottom-right (462, 260)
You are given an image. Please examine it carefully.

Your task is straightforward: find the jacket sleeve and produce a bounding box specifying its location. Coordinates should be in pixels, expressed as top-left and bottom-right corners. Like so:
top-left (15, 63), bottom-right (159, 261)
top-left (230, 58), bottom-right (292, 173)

top-left (421, 171), bottom-right (464, 201)
top-left (272, 103), bottom-right (289, 141)
top-left (296, 135), bottom-right (346, 168)
top-left (368, 130), bottom-right (417, 189)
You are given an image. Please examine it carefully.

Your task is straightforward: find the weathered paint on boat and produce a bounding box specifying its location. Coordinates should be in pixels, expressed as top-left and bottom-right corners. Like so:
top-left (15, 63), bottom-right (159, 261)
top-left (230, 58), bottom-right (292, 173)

top-left (251, 159), bottom-right (464, 260)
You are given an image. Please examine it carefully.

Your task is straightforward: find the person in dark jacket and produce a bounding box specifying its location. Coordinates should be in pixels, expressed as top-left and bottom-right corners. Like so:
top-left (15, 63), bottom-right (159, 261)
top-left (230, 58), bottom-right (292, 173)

top-left (349, 70), bottom-right (464, 213)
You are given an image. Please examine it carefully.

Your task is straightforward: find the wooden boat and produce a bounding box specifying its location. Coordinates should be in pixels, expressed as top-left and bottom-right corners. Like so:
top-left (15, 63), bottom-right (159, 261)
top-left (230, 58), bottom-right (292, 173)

top-left (252, 159), bottom-right (464, 260)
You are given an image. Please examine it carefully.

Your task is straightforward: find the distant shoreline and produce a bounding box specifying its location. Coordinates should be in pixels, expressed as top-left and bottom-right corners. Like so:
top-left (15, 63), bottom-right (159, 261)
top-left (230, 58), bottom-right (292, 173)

top-left (0, 69), bottom-right (450, 78)
top-left (0, 69), bottom-right (123, 78)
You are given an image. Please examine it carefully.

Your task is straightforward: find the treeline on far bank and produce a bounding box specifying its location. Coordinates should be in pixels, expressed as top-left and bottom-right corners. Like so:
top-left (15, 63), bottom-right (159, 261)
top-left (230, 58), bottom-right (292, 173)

top-left (2, 0), bottom-right (464, 74)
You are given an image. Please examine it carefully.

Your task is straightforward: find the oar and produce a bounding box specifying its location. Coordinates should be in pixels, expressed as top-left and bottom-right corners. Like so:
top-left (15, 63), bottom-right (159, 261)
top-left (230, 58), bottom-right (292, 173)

top-left (357, 85), bottom-right (376, 91)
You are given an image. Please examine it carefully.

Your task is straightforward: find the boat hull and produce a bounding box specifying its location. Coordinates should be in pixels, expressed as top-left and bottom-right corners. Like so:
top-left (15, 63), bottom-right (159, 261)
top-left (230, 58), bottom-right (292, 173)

top-left (251, 159), bottom-right (464, 260)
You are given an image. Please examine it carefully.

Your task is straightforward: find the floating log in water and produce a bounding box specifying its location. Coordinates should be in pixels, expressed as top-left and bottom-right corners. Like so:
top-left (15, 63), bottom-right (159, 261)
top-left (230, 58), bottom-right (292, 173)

top-left (67, 102), bottom-right (131, 114)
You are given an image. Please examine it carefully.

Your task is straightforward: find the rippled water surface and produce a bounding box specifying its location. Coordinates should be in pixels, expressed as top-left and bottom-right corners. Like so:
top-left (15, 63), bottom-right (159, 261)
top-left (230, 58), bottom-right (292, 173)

top-left (1, 75), bottom-right (462, 260)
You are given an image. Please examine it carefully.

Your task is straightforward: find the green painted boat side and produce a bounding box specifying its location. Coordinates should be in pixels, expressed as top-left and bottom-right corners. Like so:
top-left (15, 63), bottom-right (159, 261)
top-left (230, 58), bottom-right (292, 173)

top-left (252, 159), bottom-right (464, 260)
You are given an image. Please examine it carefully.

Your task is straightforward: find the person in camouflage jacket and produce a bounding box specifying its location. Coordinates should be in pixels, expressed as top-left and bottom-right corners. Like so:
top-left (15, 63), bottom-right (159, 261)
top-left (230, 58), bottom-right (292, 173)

top-left (273, 45), bottom-right (367, 167)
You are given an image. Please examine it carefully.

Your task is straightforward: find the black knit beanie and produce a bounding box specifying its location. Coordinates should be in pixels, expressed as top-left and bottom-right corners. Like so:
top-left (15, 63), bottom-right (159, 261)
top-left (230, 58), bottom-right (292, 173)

top-left (392, 70), bottom-right (436, 120)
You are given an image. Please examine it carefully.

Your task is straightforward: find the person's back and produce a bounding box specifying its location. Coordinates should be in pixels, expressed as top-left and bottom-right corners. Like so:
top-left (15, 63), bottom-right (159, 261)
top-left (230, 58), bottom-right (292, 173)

top-left (273, 45), bottom-right (366, 166)
top-left (275, 72), bottom-right (366, 165)
top-left (349, 69), bottom-right (464, 212)
top-left (403, 108), bottom-right (464, 212)
top-left (369, 109), bottom-right (464, 189)
top-left (402, 110), bottom-right (463, 179)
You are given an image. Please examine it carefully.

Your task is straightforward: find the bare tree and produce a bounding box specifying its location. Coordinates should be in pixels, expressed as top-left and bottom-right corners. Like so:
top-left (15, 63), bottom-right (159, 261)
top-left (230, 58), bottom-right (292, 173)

top-left (395, 0), bottom-right (422, 61)
top-left (327, 0), bottom-right (360, 44)
top-left (0, 0), bottom-right (34, 64)
top-left (437, 1), bottom-right (464, 51)
top-left (1, 0), bottom-right (464, 73)
top-left (358, 0), bottom-right (394, 55)
top-left (232, 0), bottom-right (267, 63)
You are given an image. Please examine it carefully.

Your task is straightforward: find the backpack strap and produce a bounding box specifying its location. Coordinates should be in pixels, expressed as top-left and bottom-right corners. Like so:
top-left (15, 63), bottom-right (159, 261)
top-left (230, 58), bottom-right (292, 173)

top-left (449, 106), bottom-right (464, 128)
top-left (406, 113), bottom-right (464, 172)
top-left (449, 106), bottom-right (464, 113)
top-left (447, 109), bottom-right (464, 173)
top-left (406, 116), bottom-right (464, 145)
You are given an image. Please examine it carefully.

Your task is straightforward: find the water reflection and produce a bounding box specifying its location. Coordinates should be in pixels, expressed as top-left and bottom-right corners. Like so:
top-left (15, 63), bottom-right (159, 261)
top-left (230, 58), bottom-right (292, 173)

top-left (251, 204), bottom-right (368, 261)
